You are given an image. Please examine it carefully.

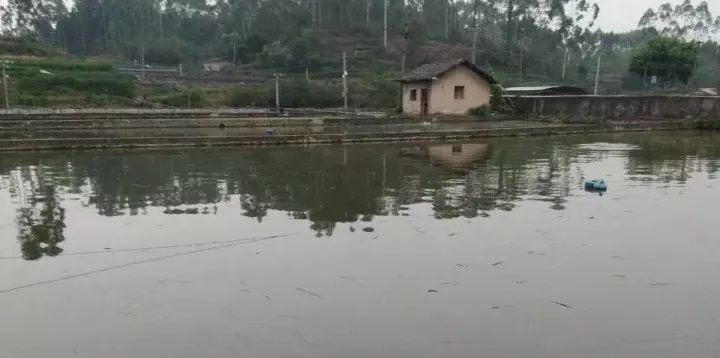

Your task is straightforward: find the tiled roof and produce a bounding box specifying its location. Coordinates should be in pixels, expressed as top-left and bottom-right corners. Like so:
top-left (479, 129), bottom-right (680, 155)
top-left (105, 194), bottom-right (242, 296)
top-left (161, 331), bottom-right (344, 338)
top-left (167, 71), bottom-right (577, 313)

top-left (399, 58), bottom-right (497, 84)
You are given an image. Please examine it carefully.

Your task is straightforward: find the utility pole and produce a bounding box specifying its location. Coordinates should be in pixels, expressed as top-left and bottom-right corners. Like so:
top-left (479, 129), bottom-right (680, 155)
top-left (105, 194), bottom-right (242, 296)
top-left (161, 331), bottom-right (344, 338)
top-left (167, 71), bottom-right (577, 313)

top-left (471, 0), bottom-right (478, 64)
top-left (398, 18), bottom-right (408, 112)
top-left (383, 0), bottom-right (388, 49)
top-left (342, 51), bottom-right (348, 110)
top-left (312, 0), bottom-right (317, 25)
top-left (562, 0), bottom-right (575, 81)
top-left (274, 74), bottom-right (280, 111)
top-left (594, 52), bottom-right (603, 95)
top-left (1, 60), bottom-right (11, 109)
top-left (445, 5), bottom-right (448, 40)
top-left (159, 3), bottom-right (164, 38)
top-left (232, 41), bottom-right (237, 68)
top-left (306, 68), bottom-right (310, 82)
top-left (402, 14), bottom-right (409, 74)
top-left (141, 44), bottom-right (146, 80)
top-left (366, 0), bottom-right (371, 29)
top-left (140, 17), bottom-right (146, 80)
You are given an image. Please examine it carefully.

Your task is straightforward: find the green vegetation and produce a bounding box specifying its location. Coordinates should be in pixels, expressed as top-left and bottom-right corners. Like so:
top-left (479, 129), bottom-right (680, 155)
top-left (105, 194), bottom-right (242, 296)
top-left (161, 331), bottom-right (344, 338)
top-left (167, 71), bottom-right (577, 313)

top-left (158, 90), bottom-right (205, 108)
top-left (628, 37), bottom-right (701, 86)
top-left (0, 35), bottom-right (62, 57)
top-left (694, 117), bottom-right (720, 130)
top-left (468, 105), bottom-right (490, 117)
top-left (468, 84), bottom-right (512, 117)
top-left (0, 0), bottom-right (717, 107)
top-left (228, 78), bottom-right (397, 108)
top-left (3, 58), bottom-right (135, 108)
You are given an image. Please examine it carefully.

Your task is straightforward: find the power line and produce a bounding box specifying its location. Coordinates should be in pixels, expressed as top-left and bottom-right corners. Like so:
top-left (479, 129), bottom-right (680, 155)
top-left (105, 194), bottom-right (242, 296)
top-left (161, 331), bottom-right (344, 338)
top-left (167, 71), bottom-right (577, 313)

top-left (0, 235), bottom-right (292, 260)
top-left (0, 233), bottom-right (295, 296)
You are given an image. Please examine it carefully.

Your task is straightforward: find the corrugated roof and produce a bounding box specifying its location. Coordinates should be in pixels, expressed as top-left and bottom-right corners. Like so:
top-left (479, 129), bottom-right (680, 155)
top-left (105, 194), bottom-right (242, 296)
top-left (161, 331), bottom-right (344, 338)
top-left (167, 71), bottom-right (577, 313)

top-left (400, 58), bottom-right (497, 84)
top-left (504, 85), bottom-right (589, 95)
top-left (698, 88), bottom-right (718, 96)
top-left (504, 86), bottom-right (559, 91)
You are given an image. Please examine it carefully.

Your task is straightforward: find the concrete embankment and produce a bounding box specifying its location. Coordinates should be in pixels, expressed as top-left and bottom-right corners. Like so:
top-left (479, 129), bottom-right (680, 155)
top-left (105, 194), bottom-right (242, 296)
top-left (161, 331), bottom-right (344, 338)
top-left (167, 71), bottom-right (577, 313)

top-left (0, 121), bottom-right (689, 151)
top-left (0, 121), bottom-right (539, 139)
top-left (0, 116), bottom-right (448, 131)
top-left (0, 108), bottom-right (390, 120)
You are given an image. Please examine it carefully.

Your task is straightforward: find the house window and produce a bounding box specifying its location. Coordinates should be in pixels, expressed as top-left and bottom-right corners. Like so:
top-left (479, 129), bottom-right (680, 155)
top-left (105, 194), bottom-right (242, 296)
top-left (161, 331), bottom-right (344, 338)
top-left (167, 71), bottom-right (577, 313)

top-left (410, 89), bottom-right (417, 101)
top-left (454, 86), bottom-right (465, 100)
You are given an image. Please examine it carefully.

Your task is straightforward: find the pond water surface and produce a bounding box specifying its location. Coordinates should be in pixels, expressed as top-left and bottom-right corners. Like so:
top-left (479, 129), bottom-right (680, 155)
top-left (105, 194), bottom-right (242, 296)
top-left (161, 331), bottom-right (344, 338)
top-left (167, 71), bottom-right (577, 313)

top-left (2, 132), bottom-right (720, 358)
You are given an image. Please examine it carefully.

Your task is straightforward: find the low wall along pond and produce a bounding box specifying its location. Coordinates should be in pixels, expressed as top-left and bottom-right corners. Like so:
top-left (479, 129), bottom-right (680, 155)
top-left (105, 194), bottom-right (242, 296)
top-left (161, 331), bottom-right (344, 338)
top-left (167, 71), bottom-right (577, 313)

top-left (509, 95), bottom-right (720, 121)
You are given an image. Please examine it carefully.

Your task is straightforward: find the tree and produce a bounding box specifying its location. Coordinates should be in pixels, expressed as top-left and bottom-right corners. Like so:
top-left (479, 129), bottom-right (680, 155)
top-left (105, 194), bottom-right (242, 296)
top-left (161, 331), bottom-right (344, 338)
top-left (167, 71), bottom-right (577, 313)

top-left (639, 0), bottom-right (720, 40)
top-left (628, 36), bottom-right (700, 86)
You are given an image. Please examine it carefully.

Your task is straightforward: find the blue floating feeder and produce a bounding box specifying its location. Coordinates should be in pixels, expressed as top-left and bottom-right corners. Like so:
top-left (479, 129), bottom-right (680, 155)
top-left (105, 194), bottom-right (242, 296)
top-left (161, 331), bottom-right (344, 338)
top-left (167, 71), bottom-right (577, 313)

top-left (584, 178), bottom-right (608, 191)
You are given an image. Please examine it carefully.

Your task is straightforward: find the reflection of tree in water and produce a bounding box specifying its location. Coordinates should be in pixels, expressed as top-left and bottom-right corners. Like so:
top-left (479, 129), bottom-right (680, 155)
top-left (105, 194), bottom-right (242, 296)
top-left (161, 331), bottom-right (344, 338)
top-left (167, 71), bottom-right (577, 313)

top-left (14, 178), bottom-right (66, 261)
top-left (5, 132), bottom-right (720, 240)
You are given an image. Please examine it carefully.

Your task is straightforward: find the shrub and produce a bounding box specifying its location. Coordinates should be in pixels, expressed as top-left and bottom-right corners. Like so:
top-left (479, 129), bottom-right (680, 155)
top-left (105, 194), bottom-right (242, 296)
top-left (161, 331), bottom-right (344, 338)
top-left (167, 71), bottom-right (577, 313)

top-left (16, 95), bottom-right (49, 107)
top-left (694, 117), bottom-right (720, 130)
top-left (0, 35), bottom-right (63, 57)
top-left (349, 78), bottom-right (398, 108)
top-left (12, 59), bottom-right (114, 72)
top-left (468, 105), bottom-right (490, 117)
top-left (228, 80), bottom-right (345, 108)
top-left (226, 78), bottom-right (398, 109)
top-left (228, 85), bottom-right (274, 107)
top-left (160, 90), bottom-right (205, 108)
top-left (489, 84), bottom-right (513, 114)
top-left (15, 72), bottom-right (135, 97)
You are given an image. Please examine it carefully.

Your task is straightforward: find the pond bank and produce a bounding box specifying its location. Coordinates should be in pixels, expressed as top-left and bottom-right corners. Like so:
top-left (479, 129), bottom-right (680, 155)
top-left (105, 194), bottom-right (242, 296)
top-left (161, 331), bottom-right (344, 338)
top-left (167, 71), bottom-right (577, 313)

top-left (0, 120), bottom-right (689, 151)
top-left (0, 108), bottom-right (389, 120)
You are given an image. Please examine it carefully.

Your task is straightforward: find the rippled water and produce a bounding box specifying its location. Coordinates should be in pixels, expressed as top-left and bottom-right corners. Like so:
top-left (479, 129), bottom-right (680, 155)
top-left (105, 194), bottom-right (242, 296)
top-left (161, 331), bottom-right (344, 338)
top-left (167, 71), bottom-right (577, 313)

top-left (2, 132), bottom-right (720, 357)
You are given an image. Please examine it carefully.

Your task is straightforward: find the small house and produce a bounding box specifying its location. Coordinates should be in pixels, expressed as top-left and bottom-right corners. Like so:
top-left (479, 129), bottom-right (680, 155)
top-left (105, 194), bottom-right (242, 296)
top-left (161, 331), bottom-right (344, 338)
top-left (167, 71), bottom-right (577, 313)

top-left (399, 58), bottom-right (498, 116)
top-left (203, 57), bottom-right (233, 72)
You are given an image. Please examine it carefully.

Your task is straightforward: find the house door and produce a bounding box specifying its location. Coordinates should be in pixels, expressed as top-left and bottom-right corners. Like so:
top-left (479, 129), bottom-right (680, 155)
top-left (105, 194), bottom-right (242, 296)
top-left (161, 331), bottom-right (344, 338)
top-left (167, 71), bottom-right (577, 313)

top-left (420, 89), bottom-right (429, 116)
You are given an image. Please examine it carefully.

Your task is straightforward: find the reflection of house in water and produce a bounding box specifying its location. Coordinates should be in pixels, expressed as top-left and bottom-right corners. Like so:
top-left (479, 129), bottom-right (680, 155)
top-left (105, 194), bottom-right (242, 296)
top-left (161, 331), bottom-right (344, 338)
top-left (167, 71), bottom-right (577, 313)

top-left (400, 143), bottom-right (491, 172)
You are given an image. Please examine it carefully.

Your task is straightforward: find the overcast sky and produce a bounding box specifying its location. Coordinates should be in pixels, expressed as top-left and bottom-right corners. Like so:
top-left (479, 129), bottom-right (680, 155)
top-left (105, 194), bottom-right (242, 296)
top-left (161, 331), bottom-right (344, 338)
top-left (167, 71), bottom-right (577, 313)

top-left (0, 0), bottom-right (717, 34)
top-left (593, 0), bottom-right (719, 32)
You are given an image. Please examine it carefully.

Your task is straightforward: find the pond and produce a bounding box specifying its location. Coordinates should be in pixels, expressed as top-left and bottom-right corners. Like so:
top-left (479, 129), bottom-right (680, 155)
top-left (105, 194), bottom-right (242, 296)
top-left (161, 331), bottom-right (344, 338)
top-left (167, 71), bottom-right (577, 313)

top-left (2, 131), bottom-right (720, 357)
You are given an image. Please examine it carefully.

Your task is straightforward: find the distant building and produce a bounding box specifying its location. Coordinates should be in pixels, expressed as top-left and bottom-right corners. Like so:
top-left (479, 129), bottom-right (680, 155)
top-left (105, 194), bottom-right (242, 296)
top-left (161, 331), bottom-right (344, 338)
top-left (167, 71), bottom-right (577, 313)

top-left (399, 58), bottom-right (498, 116)
top-left (697, 88), bottom-right (719, 96)
top-left (203, 57), bottom-right (233, 72)
top-left (503, 85), bottom-right (589, 96)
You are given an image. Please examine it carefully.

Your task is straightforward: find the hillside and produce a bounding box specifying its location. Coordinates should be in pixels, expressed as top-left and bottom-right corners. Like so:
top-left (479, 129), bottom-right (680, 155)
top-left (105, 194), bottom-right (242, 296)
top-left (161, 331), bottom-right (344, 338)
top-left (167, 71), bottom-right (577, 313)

top-left (0, 26), bottom-right (717, 109)
top-left (0, 36), bottom-right (138, 108)
top-left (0, 0), bottom-right (717, 108)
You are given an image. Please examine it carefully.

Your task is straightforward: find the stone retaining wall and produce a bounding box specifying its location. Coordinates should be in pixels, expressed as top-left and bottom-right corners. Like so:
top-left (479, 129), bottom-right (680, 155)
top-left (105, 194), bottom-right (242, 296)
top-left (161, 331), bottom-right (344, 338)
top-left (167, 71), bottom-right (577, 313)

top-left (509, 95), bottom-right (720, 121)
top-left (0, 121), bottom-right (689, 151)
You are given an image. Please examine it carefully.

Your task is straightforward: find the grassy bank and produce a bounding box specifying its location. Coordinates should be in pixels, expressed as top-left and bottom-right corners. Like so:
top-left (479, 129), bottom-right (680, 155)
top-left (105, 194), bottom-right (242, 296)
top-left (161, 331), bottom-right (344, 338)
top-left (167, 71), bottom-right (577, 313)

top-left (145, 77), bottom-right (399, 109)
top-left (4, 58), bottom-right (136, 108)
